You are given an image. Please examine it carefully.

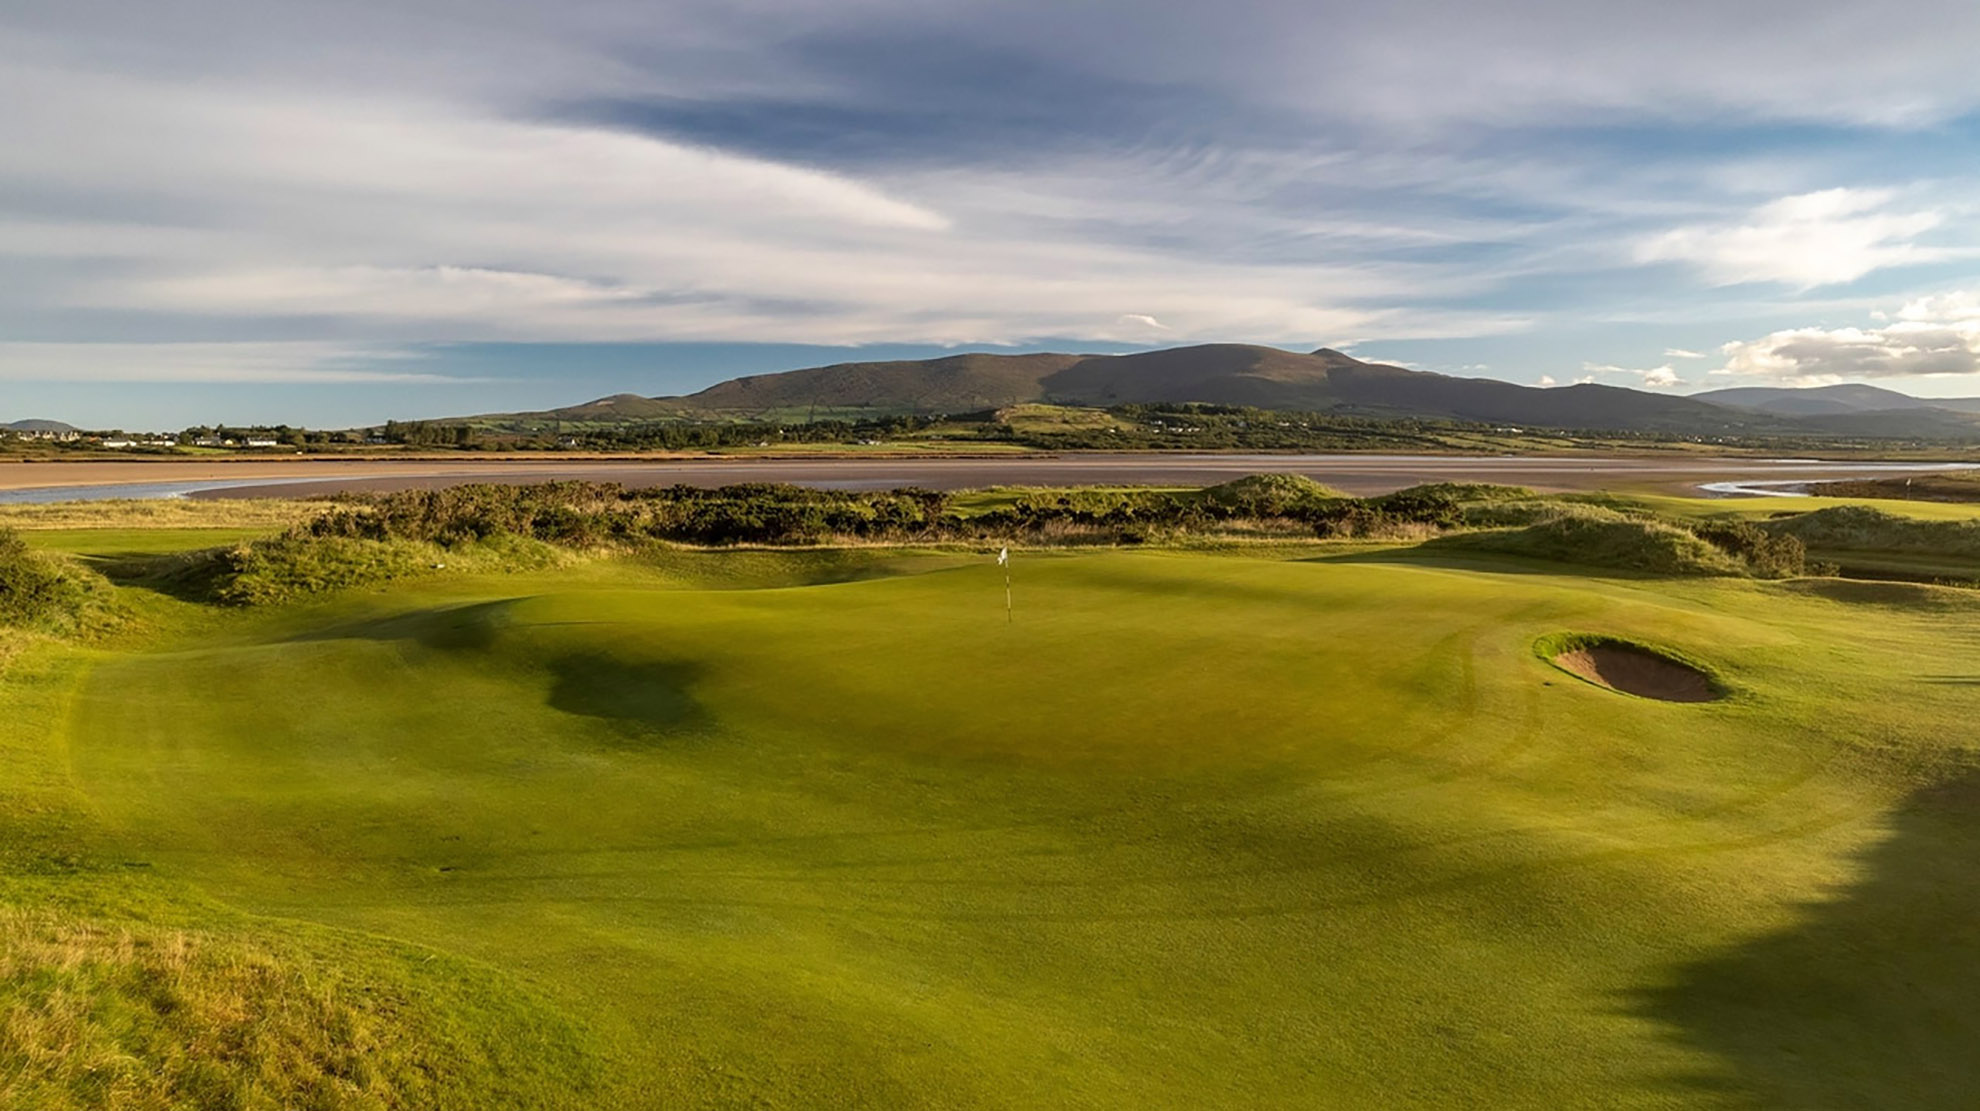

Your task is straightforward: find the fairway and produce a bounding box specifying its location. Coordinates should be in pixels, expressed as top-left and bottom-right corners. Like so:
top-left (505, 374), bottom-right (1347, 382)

top-left (30, 545), bottom-right (1980, 1107)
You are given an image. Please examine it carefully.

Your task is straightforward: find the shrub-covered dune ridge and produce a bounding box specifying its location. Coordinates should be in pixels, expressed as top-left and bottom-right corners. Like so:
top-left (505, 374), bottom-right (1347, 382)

top-left (162, 477), bottom-right (1842, 605)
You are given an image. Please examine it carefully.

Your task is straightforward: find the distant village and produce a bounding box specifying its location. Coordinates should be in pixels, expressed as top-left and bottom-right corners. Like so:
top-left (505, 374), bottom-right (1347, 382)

top-left (1, 422), bottom-right (383, 452)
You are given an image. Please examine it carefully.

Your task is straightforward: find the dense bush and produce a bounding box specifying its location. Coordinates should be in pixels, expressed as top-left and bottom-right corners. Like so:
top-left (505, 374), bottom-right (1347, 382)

top-left (307, 483), bottom-right (958, 548)
top-left (0, 529), bottom-right (88, 630)
top-left (1693, 519), bottom-right (1808, 579)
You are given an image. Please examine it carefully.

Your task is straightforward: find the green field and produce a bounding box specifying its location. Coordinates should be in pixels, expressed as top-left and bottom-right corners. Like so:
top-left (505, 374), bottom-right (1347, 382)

top-left (7, 512), bottom-right (1980, 1107)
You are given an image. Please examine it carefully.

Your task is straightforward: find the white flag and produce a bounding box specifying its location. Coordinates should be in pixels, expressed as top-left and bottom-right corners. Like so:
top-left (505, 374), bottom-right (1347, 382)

top-left (996, 547), bottom-right (1009, 566)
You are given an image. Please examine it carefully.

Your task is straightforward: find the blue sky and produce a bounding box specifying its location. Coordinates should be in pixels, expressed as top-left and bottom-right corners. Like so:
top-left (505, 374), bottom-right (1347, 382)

top-left (3, 0), bottom-right (1978, 429)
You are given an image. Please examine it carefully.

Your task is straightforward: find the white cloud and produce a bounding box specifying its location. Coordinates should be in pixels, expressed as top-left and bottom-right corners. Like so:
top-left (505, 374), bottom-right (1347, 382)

top-left (1636, 189), bottom-right (1956, 288)
top-left (1582, 362), bottom-right (1684, 388)
top-left (1709, 289), bottom-right (1980, 382)
top-left (1898, 290), bottom-right (1980, 324)
top-left (1535, 374), bottom-right (1557, 386)
top-left (1663, 347), bottom-right (1707, 359)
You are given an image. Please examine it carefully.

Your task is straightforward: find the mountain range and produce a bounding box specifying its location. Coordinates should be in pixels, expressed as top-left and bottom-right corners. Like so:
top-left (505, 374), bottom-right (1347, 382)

top-left (1690, 384), bottom-right (1980, 417)
top-left (481, 345), bottom-right (1980, 439)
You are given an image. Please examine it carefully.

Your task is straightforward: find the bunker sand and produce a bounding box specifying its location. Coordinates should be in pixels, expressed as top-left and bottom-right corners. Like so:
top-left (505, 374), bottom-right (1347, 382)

top-left (1551, 640), bottom-right (1722, 702)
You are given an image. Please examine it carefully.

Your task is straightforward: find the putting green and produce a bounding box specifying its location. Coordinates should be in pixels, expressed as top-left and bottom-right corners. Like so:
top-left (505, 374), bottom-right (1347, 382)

top-left (49, 548), bottom-right (1980, 1107)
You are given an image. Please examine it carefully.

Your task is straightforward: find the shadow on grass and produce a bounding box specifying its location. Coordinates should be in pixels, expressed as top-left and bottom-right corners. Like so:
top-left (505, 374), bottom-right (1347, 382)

top-left (285, 599), bottom-right (519, 651)
top-left (289, 600), bottom-right (715, 742)
top-left (1303, 544), bottom-right (1664, 580)
top-left (546, 654), bottom-right (711, 741)
top-left (1632, 767), bottom-right (1980, 1108)
top-left (82, 548), bottom-right (233, 604)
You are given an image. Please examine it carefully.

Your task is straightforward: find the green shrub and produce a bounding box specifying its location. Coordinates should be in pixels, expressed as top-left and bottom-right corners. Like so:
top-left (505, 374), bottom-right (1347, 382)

top-left (0, 529), bottom-right (89, 631)
top-left (1693, 519), bottom-right (1807, 579)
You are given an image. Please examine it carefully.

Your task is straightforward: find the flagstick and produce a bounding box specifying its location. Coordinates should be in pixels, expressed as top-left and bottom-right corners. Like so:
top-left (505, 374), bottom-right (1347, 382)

top-left (997, 546), bottom-right (1012, 624)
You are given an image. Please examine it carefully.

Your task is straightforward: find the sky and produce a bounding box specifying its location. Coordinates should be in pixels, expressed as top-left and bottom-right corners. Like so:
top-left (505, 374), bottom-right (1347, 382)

top-left (3, 0), bottom-right (1979, 429)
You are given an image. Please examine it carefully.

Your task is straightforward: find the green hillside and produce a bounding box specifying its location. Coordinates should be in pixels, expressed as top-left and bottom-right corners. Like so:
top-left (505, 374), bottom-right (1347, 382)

top-left (472, 344), bottom-right (1980, 439)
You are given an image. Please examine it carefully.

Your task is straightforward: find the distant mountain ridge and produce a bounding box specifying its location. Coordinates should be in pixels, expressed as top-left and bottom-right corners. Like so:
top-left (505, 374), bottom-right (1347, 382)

top-left (1691, 384), bottom-right (1980, 417)
top-left (487, 345), bottom-right (1762, 434)
top-left (472, 344), bottom-right (1980, 439)
top-left (2, 419), bottom-right (80, 433)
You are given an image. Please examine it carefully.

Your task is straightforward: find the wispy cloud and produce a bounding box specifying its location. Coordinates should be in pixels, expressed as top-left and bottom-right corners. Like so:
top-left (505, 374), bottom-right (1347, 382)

top-left (1636, 189), bottom-right (1960, 289)
top-left (0, 342), bottom-right (476, 384)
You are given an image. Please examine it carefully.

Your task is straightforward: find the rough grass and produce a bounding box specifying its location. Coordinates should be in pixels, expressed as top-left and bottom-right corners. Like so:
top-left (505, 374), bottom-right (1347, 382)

top-left (178, 533), bottom-right (572, 606)
top-left (0, 624), bottom-right (601, 1111)
top-left (1198, 472), bottom-right (1348, 512)
top-left (1763, 504), bottom-right (1980, 559)
top-left (0, 901), bottom-right (599, 1111)
top-left (1435, 506), bottom-right (1746, 575)
top-left (0, 528), bottom-right (122, 636)
top-left (0, 499), bottom-right (324, 532)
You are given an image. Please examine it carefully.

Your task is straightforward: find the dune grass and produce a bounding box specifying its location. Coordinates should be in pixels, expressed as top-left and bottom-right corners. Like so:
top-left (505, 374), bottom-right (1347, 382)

top-left (0, 890), bottom-right (600, 1111)
top-left (0, 498), bottom-right (325, 533)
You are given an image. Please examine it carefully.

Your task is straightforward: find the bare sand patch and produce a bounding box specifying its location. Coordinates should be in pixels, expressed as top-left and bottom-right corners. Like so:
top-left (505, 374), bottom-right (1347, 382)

top-left (1548, 638), bottom-right (1722, 702)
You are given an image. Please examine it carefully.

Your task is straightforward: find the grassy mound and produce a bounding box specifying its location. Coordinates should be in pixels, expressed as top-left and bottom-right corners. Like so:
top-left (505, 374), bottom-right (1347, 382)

top-left (1200, 473), bottom-right (1347, 514)
top-left (0, 528), bottom-right (114, 635)
top-left (1439, 506), bottom-right (1747, 576)
top-left (1781, 578), bottom-right (1980, 611)
top-left (1764, 505), bottom-right (1980, 559)
top-left (166, 533), bottom-right (569, 606)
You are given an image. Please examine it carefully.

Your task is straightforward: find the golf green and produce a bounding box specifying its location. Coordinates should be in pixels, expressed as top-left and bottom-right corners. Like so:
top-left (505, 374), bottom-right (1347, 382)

top-left (39, 547), bottom-right (1980, 1106)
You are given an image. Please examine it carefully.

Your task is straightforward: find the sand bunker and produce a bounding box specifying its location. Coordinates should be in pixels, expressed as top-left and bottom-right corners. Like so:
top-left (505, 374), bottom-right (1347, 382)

top-left (1549, 639), bottom-right (1722, 703)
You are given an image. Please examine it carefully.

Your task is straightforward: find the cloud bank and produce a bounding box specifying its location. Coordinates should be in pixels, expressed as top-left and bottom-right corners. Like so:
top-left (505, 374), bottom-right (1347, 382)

top-left (1716, 292), bottom-right (1980, 382)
